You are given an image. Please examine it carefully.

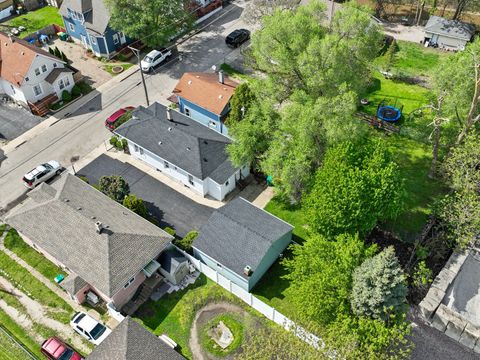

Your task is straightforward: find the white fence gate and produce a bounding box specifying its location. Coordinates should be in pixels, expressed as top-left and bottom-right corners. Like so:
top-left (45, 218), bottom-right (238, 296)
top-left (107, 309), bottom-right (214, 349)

top-left (174, 246), bottom-right (323, 350)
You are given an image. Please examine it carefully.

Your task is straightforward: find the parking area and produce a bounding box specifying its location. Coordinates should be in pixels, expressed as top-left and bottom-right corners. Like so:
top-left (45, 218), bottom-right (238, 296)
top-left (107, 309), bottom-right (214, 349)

top-left (77, 154), bottom-right (214, 238)
top-left (0, 102), bottom-right (42, 142)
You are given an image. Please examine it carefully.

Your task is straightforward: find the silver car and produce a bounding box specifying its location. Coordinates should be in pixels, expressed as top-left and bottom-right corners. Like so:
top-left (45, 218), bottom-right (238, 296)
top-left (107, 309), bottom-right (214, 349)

top-left (22, 160), bottom-right (62, 189)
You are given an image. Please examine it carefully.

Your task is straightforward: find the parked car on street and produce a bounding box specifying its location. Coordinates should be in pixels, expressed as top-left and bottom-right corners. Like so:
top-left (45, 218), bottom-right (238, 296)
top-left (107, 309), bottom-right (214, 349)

top-left (70, 312), bottom-right (111, 345)
top-left (140, 48), bottom-right (172, 73)
top-left (225, 29), bottom-right (250, 48)
top-left (41, 337), bottom-right (83, 360)
top-left (22, 161), bottom-right (62, 189)
top-left (105, 106), bottom-right (135, 130)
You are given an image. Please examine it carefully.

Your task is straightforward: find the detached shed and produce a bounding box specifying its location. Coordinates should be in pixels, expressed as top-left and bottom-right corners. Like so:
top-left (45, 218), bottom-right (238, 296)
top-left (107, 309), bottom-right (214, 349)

top-left (424, 16), bottom-right (475, 51)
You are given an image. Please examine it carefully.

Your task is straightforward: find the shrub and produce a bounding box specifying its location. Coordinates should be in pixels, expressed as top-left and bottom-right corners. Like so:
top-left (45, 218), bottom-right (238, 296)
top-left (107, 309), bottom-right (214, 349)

top-left (53, 46), bottom-right (62, 59)
top-left (78, 175), bottom-right (89, 184)
top-left (99, 175), bottom-right (130, 202)
top-left (164, 227), bottom-right (176, 237)
top-left (123, 194), bottom-right (148, 218)
top-left (109, 136), bottom-right (119, 147)
top-left (71, 85), bottom-right (81, 97)
top-left (116, 53), bottom-right (128, 62)
top-left (60, 51), bottom-right (68, 63)
top-left (174, 230), bottom-right (198, 253)
top-left (61, 90), bottom-right (72, 102)
top-left (48, 47), bottom-right (54, 55)
top-left (351, 247), bottom-right (408, 321)
top-left (112, 110), bottom-right (133, 130)
top-left (121, 139), bottom-right (128, 151)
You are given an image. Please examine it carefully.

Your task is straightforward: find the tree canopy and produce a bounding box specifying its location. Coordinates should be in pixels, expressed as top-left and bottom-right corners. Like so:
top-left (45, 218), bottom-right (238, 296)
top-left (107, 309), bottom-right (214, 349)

top-left (105, 0), bottom-right (193, 47)
top-left (99, 175), bottom-right (130, 202)
top-left (304, 138), bottom-right (404, 237)
top-left (123, 194), bottom-right (148, 219)
top-left (225, 82), bottom-right (256, 125)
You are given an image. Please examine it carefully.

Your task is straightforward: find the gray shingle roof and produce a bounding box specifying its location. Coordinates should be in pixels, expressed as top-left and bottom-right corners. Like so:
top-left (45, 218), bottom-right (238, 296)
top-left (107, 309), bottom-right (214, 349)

top-left (425, 16), bottom-right (475, 41)
top-left (44, 67), bottom-right (73, 84)
top-left (115, 103), bottom-right (238, 182)
top-left (60, 0), bottom-right (111, 35)
top-left (194, 198), bottom-right (293, 279)
top-left (6, 174), bottom-right (172, 297)
top-left (159, 248), bottom-right (187, 274)
top-left (87, 316), bottom-right (185, 360)
top-left (60, 274), bottom-right (88, 295)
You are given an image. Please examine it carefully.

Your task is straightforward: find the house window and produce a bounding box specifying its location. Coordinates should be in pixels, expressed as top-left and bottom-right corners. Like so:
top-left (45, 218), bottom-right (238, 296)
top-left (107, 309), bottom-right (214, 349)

top-left (34, 67), bottom-right (41, 76)
top-left (33, 84), bottom-right (43, 97)
top-left (25, 77), bottom-right (29, 82)
top-left (65, 77), bottom-right (71, 87)
top-left (225, 180), bottom-right (229, 186)
top-left (208, 121), bottom-right (217, 128)
top-left (123, 276), bottom-right (135, 289)
top-left (184, 108), bottom-right (190, 117)
top-left (68, 23), bottom-right (74, 32)
top-left (217, 263), bottom-right (222, 269)
top-left (90, 35), bottom-right (97, 45)
top-left (41, 64), bottom-right (47, 73)
top-left (113, 33), bottom-right (119, 45)
top-left (58, 77), bottom-right (70, 90)
top-left (164, 161), bottom-right (169, 169)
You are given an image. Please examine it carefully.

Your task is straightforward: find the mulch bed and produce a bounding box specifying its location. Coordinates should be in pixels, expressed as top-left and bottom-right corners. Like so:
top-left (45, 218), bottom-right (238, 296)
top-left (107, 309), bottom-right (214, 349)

top-left (366, 227), bottom-right (414, 268)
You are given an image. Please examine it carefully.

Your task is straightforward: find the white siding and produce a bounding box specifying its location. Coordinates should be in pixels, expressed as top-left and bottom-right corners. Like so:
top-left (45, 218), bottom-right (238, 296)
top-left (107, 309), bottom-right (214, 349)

top-left (425, 31), bottom-right (468, 50)
top-left (0, 79), bottom-right (28, 105)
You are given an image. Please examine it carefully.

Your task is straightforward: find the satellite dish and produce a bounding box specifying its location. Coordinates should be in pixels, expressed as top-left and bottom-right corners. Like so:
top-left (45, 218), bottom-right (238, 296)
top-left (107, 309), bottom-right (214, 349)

top-left (211, 65), bottom-right (217, 72)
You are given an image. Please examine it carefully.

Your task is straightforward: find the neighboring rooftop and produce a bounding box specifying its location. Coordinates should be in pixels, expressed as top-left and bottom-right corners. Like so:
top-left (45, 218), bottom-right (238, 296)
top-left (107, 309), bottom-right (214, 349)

top-left (6, 174), bottom-right (172, 297)
top-left (60, 0), bottom-right (111, 35)
top-left (87, 316), bottom-right (185, 360)
top-left (115, 102), bottom-right (237, 183)
top-left (60, 274), bottom-right (88, 295)
top-left (173, 72), bottom-right (238, 115)
top-left (425, 16), bottom-right (475, 41)
top-left (0, 32), bottom-right (61, 85)
top-left (45, 67), bottom-right (74, 84)
top-left (194, 197), bottom-right (293, 279)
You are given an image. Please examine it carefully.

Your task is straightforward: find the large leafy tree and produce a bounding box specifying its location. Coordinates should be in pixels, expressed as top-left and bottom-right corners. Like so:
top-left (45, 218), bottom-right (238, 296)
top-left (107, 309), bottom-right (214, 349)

top-left (225, 82), bottom-right (256, 125)
top-left (99, 175), bottom-right (130, 202)
top-left (123, 194), bottom-right (148, 219)
top-left (351, 247), bottom-right (408, 321)
top-left (282, 233), bottom-right (377, 326)
top-left (105, 0), bottom-right (193, 47)
top-left (305, 138), bottom-right (404, 237)
top-left (437, 133), bottom-right (480, 248)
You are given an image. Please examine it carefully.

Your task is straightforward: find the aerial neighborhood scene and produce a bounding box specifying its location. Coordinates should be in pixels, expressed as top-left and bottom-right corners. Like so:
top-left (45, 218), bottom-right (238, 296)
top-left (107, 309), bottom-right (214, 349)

top-left (0, 0), bottom-right (479, 359)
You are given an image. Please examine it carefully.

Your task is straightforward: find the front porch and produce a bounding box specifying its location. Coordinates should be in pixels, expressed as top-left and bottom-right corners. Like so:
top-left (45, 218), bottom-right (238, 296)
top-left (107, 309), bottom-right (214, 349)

top-left (28, 93), bottom-right (58, 116)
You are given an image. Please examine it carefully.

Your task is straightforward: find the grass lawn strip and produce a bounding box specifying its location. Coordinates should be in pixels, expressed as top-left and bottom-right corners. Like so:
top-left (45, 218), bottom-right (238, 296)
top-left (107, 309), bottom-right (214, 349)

top-left (4, 229), bottom-right (66, 284)
top-left (3, 6), bottom-right (63, 35)
top-left (0, 308), bottom-right (43, 359)
top-left (200, 313), bottom-right (244, 357)
top-left (0, 251), bottom-right (73, 324)
top-left (103, 63), bottom-right (134, 76)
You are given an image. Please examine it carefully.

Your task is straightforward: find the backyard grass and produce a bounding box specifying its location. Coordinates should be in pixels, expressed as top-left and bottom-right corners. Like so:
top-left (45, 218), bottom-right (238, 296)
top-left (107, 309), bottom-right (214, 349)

top-left (264, 198), bottom-right (309, 243)
top-left (2, 6), bottom-right (63, 35)
top-left (135, 275), bottom-right (242, 359)
top-left (0, 251), bottom-right (73, 324)
top-left (0, 224), bottom-right (6, 237)
top-left (3, 229), bottom-right (66, 284)
top-left (0, 309), bottom-right (42, 359)
top-left (220, 63), bottom-right (250, 82)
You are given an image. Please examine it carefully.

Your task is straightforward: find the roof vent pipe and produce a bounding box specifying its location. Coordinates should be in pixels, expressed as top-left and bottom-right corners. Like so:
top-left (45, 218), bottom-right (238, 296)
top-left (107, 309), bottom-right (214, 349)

top-left (218, 70), bottom-right (224, 84)
top-left (95, 221), bottom-right (103, 234)
top-left (166, 107), bottom-right (172, 121)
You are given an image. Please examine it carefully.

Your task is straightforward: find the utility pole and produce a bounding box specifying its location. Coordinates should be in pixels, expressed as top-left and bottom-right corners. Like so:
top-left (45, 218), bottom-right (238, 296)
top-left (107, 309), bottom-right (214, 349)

top-left (128, 46), bottom-right (150, 107)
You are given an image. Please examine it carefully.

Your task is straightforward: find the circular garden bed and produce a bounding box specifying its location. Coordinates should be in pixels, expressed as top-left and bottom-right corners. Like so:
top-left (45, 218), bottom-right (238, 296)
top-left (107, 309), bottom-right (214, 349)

top-left (111, 65), bottom-right (124, 74)
top-left (200, 313), bottom-right (244, 357)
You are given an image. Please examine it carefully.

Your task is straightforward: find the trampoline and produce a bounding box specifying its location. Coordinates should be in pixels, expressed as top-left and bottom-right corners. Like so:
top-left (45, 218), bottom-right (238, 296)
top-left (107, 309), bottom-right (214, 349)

top-left (377, 105), bottom-right (402, 122)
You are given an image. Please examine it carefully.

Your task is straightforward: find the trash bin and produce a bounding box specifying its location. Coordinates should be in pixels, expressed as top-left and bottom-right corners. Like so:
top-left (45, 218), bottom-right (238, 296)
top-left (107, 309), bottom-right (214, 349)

top-left (266, 175), bottom-right (273, 187)
top-left (57, 32), bottom-right (68, 41)
top-left (54, 274), bottom-right (65, 283)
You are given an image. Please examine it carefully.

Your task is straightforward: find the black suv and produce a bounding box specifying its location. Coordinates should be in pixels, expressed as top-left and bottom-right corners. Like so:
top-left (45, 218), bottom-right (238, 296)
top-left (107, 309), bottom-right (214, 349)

top-left (225, 29), bottom-right (250, 48)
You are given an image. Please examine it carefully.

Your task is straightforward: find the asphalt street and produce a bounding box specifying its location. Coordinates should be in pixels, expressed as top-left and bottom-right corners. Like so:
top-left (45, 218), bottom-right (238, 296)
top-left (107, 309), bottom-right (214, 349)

top-left (0, 1), bottom-right (249, 211)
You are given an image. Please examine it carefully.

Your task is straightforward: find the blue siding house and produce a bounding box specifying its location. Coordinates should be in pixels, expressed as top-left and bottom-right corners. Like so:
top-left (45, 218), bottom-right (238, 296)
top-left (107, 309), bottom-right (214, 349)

top-left (172, 72), bottom-right (238, 136)
top-left (59, 0), bottom-right (133, 58)
top-left (193, 197), bottom-right (293, 292)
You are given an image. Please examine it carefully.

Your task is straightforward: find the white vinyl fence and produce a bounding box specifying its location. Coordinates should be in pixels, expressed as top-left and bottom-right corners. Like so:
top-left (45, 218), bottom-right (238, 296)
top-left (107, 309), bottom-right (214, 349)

top-left (174, 246), bottom-right (324, 350)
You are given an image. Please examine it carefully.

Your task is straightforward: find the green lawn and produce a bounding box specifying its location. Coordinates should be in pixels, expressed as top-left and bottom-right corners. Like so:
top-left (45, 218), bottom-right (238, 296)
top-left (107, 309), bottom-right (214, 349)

top-left (0, 224), bottom-right (7, 237)
top-left (3, 6), bottom-right (63, 35)
top-left (200, 313), bottom-right (244, 357)
top-left (0, 251), bottom-right (73, 324)
top-left (135, 275), bottom-right (243, 359)
top-left (0, 309), bottom-right (42, 359)
top-left (4, 229), bottom-right (66, 284)
top-left (264, 198), bottom-right (309, 243)
top-left (103, 63), bottom-right (134, 76)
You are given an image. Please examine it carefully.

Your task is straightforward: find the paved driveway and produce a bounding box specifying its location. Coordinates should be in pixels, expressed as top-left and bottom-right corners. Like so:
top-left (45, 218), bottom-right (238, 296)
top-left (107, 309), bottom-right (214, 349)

top-left (0, 102), bottom-right (42, 141)
top-left (77, 154), bottom-right (214, 238)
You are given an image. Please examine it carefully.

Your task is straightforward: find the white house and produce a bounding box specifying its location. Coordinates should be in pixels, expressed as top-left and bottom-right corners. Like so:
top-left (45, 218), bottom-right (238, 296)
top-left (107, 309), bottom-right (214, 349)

top-left (0, 32), bottom-right (74, 115)
top-left (424, 16), bottom-right (475, 51)
top-left (114, 102), bottom-right (249, 201)
top-left (0, 0), bottom-right (13, 20)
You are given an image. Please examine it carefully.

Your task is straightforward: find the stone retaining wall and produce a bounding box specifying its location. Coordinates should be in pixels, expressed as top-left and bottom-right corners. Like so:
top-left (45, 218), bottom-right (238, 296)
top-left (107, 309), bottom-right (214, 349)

top-left (419, 250), bottom-right (480, 353)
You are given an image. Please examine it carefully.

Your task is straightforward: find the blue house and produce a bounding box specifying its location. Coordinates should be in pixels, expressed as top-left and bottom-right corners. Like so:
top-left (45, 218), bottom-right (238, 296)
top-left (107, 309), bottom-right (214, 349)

top-left (193, 197), bottom-right (293, 292)
top-left (59, 0), bottom-right (133, 58)
top-left (172, 71), bottom-right (238, 136)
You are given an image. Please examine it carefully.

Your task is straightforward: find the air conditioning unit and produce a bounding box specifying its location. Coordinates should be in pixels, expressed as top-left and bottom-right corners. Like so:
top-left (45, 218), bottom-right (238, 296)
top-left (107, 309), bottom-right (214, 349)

top-left (86, 291), bottom-right (99, 305)
top-left (244, 265), bottom-right (252, 277)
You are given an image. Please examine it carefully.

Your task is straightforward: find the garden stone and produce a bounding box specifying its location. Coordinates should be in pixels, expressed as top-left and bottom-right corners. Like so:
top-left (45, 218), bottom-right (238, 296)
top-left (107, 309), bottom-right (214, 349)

top-left (209, 320), bottom-right (234, 349)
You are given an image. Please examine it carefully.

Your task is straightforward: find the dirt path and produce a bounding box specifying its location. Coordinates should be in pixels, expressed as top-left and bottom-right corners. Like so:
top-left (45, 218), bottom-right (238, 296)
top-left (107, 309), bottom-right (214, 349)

top-left (189, 302), bottom-right (248, 360)
top-left (0, 299), bottom-right (42, 343)
top-left (0, 276), bottom-right (90, 353)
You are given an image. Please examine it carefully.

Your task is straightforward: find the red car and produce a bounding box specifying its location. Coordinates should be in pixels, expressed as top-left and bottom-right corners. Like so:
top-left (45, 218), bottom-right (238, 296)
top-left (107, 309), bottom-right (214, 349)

top-left (41, 337), bottom-right (83, 360)
top-left (105, 106), bottom-right (135, 130)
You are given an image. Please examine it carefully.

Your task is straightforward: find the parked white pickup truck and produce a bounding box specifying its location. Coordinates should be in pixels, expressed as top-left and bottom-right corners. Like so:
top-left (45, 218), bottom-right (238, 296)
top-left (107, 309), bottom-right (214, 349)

top-left (140, 48), bottom-right (172, 73)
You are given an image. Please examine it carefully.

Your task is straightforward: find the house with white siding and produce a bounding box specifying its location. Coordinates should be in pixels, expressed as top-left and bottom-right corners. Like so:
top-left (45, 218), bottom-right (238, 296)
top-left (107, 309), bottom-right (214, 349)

top-left (424, 16), bottom-right (475, 51)
top-left (114, 102), bottom-right (249, 201)
top-left (0, 32), bottom-right (74, 115)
